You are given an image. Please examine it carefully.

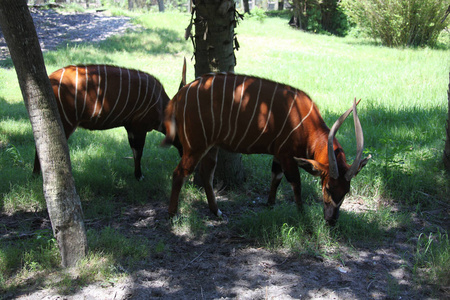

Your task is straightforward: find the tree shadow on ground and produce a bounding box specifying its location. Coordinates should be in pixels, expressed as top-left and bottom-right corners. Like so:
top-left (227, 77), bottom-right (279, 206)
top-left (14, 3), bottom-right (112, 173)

top-left (1, 197), bottom-right (431, 299)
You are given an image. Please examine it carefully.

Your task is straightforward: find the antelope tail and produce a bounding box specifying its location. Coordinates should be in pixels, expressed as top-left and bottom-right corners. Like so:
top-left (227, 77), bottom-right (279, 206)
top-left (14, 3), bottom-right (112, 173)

top-left (161, 99), bottom-right (177, 147)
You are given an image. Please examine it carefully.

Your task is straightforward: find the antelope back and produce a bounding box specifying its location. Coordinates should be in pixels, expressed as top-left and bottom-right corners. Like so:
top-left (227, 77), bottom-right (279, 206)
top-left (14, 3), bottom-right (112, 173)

top-left (49, 65), bottom-right (169, 134)
top-left (171, 73), bottom-right (325, 156)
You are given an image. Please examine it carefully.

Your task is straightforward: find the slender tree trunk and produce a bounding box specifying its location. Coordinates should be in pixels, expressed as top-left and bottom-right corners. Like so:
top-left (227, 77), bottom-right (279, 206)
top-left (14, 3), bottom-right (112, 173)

top-left (193, 0), bottom-right (245, 186)
top-left (0, 0), bottom-right (87, 267)
top-left (157, 0), bottom-right (164, 12)
top-left (444, 72), bottom-right (450, 171)
top-left (243, 0), bottom-right (250, 14)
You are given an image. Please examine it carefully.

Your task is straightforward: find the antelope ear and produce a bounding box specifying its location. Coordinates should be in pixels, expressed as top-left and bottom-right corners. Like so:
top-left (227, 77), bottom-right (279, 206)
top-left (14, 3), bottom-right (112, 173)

top-left (345, 154), bottom-right (371, 180)
top-left (295, 158), bottom-right (327, 177)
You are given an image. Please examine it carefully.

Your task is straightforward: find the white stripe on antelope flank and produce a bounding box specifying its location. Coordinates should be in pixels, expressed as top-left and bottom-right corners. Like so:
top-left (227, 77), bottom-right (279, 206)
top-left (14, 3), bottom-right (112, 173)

top-left (122, 70), bottom-right (143, 122)
top-left (90, 65), bottom-right (102, 121)
top-left (95, 65), bottom-right (108, 123)
top-left (136, 74), bottom-right (157, 121)
top-left (229, 76), bottom-right (247, 145)
top-left (267, 90), bottom-right (298, 152)
top-left (100, 66), bottom-right (122, 127)
top-left (277, 100), bottom-right (314, 152)
top-left (74, 66), bottom-right (78, 121)
top-left (135, 74), bottom-right (156, 121)
top-left (139, 80), bottom-right (161, 122)
top-left (183, 82), bottom-right (195, 149)
top-left (210, 75), bottom-right (216, 141)
top-left (133, 72), bottom-right (150, 116)
top-left (247, 82), bottom-right (278, 152)
top-left (216, 74), bottom-right (227, 140)
top-left (57, 67), bottom-right (73, 127)
top-left (196, 78), bottom-right (208, 147)
top-left (80, 65), bottom-right (88, 118)
top-left (110, 68), bottom-right (131, 124)
top-left (224, 75), bottom-right (238, 141)
top-left (235, 78), bottom-right (262, 151)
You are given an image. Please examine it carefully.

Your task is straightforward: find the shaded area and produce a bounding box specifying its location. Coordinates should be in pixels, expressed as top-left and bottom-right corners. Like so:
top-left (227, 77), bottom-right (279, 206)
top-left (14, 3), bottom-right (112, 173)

top-left (0, 198), bottom-right (433, 300)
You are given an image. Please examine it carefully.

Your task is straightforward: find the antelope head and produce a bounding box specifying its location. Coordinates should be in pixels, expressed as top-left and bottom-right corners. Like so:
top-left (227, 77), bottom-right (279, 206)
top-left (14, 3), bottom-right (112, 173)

top-left (297, 99), bottom-right (370, 225)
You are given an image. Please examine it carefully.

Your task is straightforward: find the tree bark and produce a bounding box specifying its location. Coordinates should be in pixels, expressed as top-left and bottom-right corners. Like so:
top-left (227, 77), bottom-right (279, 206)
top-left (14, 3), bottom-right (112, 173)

top-left (243, 0), bottom-right (250, 14)
top-left (193, 0), bottom-right (245, 187)
top-left (0, 0), bottom-right (87, 267)
top-left (444, 72), bottom-right (450, 171)
top-left (157, 0), bottom-right (165, 12)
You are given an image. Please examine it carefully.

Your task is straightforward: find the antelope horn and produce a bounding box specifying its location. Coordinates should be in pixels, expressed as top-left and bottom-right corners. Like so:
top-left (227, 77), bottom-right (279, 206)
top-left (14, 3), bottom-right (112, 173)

top-left (345, 98), bottom-right (364, 181)
top-left (328, 99), bottom-right (361, 179)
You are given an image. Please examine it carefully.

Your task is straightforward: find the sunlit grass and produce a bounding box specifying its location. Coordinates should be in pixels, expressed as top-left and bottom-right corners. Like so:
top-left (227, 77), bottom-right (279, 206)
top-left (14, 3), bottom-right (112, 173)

top-left (0, 8), bottom-right (449, 295)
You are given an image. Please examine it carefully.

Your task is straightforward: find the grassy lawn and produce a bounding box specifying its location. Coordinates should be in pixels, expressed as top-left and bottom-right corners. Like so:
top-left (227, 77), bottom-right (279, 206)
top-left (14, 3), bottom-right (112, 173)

top-left (0, 9), bottom-right (449, 297)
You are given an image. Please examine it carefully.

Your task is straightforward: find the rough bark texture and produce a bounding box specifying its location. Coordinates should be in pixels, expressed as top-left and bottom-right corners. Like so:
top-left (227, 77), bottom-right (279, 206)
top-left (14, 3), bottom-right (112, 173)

top-left (445, 72), bottom-right (450, 171)
top-left (193, 0), bottom-right (245, 186)
top-left (0, 0), bottom-right (87, 267)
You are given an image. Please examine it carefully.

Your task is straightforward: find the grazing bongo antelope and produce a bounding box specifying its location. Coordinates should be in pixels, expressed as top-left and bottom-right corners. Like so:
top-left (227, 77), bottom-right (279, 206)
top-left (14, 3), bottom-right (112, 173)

top-left (162, 73), bottom-right (370, 225)
top-left (33, 64), bottom-right (182, 180)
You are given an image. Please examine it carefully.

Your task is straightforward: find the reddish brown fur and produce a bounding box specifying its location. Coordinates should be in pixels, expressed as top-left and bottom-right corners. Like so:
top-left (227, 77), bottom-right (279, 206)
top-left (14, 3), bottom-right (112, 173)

top-left (33, 64), bottom-right (182, 180)
top-left (163, 73), bottom-right (369, 224)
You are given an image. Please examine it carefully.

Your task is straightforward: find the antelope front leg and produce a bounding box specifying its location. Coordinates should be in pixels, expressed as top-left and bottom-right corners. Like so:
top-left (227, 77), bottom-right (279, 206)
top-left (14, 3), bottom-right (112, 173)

top-left (280, 158), bottom-right (303, 211)
top-left (198, 147), bottom-right (221, 217)
top-left (168, 170), bottom-right (186, 217)
top-left (168, 152), bottom-right (203, 217)
top-left (267, 158), bottom-right (283, 206)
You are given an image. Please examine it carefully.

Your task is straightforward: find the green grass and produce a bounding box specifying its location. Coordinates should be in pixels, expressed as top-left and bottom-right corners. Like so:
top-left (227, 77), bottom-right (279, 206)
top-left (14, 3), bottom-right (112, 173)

top-left (0, 9), bottom-right (449, 296)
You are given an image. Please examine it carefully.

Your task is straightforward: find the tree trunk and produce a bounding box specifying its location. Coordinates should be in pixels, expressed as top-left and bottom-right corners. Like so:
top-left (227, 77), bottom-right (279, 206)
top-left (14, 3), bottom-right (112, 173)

top-left (157, 0), bottom-right (164, 12)
top-left (243, 0), bottom-right (250, 14)
top-left (193, 0), bottom-right (245, 187)
top-left (0, 0), bottom-right (87, 267)
top-left (444, 72), bottom-right (450, 171)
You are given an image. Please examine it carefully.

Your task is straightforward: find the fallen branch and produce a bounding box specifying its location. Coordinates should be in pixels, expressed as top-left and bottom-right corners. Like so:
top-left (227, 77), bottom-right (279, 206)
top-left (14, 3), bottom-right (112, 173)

top-left (182, 250), bottom-right (205, 270)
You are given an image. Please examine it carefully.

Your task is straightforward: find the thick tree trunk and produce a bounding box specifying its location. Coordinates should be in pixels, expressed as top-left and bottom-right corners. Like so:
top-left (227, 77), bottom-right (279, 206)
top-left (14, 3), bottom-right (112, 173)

top-left (0, 0), bottom-right (87, 267)
top-left (193, 0), bottom-right (245, 186)
top-left (444, 72), bottom-right (450, 171)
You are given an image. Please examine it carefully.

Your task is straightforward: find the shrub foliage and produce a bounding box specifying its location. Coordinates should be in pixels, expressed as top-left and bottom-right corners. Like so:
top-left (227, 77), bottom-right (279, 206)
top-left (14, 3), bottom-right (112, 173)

top-left (341, 0), bottom-right (450, 47)
top-left (288, 0), bottom-right (349, 36)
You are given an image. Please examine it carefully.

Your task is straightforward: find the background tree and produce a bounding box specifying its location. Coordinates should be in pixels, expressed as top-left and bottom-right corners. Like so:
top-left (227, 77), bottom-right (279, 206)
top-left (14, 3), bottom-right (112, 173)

top-left (288, 0), bottom-right (348, 36)
top-left (188, 0), bottom-right (245, 186)
top-left (0, 0), bottom-right (87, 267)
top-left (445, 72), bottom-right (450, 171)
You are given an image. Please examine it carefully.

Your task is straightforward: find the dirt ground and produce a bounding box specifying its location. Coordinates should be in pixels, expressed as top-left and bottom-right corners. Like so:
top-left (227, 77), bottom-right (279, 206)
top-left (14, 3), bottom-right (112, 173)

top-left (3, 196), bottom-right (443, 300)
top-left (0, 8), bottom-right (447, 300)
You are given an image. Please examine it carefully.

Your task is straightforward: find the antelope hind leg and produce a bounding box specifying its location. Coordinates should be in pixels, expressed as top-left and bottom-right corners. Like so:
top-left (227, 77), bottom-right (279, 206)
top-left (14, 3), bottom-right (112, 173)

top-left (126, 128), bottom-right (147, 180)
top-left (198, 147), bottom-right (221, 217)
top-left (267, 158), bottom-right (283, 206)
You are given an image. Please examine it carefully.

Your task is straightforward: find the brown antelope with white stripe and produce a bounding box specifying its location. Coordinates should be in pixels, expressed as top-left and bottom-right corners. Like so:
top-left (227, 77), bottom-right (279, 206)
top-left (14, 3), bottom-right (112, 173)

top-left (162, 73), bottom-right (370, 225)
top-left (33, 64), bottom-right (182, 180)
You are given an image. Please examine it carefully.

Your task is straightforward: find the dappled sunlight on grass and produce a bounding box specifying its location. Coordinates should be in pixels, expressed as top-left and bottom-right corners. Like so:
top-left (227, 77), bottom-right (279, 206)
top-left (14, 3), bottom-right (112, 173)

top-left (0, 9), bottom-right (448, 298)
